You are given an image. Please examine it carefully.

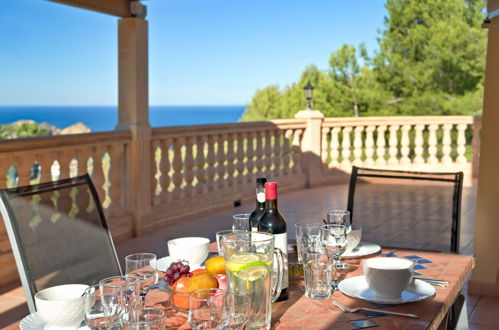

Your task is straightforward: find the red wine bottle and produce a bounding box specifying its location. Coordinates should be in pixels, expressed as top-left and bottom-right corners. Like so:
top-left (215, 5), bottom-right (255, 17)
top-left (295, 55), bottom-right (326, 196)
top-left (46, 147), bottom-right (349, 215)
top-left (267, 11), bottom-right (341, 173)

top-left (258, 182), bottom-right (289, 301)
top-left (249, 177), bottom-right (267, 232)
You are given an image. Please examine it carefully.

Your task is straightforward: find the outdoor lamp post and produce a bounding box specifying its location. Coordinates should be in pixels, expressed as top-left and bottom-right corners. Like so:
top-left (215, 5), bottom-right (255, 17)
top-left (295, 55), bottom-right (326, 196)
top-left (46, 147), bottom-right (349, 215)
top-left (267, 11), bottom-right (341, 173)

top-left (303, 81), bottom-right (314, 110)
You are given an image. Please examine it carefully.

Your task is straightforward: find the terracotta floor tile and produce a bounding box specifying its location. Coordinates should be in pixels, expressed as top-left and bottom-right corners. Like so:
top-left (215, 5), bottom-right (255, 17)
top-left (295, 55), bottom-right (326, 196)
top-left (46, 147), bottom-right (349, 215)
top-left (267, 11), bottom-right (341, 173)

top-left (469, 304), bottom-right (499, 328)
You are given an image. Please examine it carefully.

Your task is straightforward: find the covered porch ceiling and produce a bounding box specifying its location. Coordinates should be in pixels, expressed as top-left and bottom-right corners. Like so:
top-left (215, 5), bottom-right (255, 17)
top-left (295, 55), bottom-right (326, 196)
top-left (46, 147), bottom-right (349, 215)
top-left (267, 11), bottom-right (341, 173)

top-left (48, 0), bottom-right (133, 17)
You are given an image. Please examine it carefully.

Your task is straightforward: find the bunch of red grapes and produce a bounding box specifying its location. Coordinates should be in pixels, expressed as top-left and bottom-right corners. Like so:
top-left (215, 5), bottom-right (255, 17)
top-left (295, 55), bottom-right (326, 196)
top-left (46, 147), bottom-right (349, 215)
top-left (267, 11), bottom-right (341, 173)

top-left (164, 261), bottom-right (192, 286)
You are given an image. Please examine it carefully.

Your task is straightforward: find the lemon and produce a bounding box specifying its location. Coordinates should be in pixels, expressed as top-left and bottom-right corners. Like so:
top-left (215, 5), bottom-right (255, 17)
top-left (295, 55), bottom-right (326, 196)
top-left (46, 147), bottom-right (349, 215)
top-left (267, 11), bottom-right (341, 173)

top-left (237, 265), bottom-right (268, 281)
top-left (226, 253), bottom-right (259, 272)
top-left (205, 256), bottom-right (226, 274)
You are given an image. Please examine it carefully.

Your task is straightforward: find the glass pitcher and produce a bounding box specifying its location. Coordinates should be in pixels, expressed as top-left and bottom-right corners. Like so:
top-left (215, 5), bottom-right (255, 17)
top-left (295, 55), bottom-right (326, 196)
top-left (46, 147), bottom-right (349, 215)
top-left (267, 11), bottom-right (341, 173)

top-left (222, 232), bottom-right (285, 330)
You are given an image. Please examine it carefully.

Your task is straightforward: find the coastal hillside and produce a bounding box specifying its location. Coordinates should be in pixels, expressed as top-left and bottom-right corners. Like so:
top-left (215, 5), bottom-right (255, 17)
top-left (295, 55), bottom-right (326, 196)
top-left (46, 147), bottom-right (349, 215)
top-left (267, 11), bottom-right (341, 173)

top-left (0, 120), bottom-right (90, 139)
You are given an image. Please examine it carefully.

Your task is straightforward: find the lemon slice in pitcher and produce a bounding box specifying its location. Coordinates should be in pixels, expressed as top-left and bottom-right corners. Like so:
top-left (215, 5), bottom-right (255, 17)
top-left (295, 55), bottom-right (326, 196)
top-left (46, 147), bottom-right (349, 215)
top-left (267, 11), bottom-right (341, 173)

top-left (237, 265), bottom-right (268, 281)
top-left (226, 253), bottom-right (260, 272)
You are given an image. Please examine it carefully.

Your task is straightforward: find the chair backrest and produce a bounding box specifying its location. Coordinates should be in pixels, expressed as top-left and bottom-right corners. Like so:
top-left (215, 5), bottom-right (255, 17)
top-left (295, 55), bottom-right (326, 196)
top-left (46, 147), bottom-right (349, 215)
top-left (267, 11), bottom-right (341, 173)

top-left (347, 166), bottom-right (463, 254)
top-left (0, 174), bottom-right (122, 312)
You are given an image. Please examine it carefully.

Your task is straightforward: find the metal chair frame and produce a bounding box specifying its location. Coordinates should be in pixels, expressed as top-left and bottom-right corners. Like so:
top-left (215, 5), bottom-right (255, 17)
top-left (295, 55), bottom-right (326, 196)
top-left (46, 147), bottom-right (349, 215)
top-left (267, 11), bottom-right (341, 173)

top-left (0, 174), bottom-right (122, 312)
top-left (347, 166), bottom-right (464, 253)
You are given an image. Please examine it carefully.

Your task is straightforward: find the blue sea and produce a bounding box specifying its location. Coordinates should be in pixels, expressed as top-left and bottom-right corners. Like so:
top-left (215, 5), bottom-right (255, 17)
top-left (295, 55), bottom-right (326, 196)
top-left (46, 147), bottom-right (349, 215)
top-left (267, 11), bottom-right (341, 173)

top-left (0, 106), bottom-right (246, 132)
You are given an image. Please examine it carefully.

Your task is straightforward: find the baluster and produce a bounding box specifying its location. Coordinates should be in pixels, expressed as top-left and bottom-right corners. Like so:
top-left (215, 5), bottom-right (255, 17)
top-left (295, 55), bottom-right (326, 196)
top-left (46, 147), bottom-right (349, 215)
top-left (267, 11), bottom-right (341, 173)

top-left (57, 151), bottom-right (71, 180)
top-left (341, 127), bottom-right (352, 168)
top-left (108, 143), bottom-right (124, 216)
top-left (246, 132), bottom-right (256, 182)
top-left (159, 139), bottom-right (172, 202)
top-left (38, 153), bottom-right (54, 183)
top-left (472, 118), bottom-right (482, 178)
top-left (456, 124), bottom-right (468, 164)
top-left (255, 131), bottom-right (264, 175)
top-left (282, 130), bottom-right (292, 176)
top-left (427, 124), bottom-right (438, 164)
top-left (0, 156), bottom-right (11, 188)
top-left (172, 137), bottom-right (184, 200)
top-left (321, 127), bottom-right (330, 169)
top-left (195, 136), bottom-right (207, 195)
top-left (225, 133), bottom-right (235, 187)
top-left (91, 146), bottom-right (106, 203)
top-left (273, 130), bottom-right (282, 178)
top-left (216, 134), bottom-right (227, 189)
top-left (387, 125), bottom-right (399, 165)
top-left (441, 124), bottom-right (453, 164)
top-left (400, 125), bottom-right (411, 165)
top-left (206, 135), bottom-right (216, 192)
top-left (414, 124), bottom-right (425, 164)
top-left (236, 132), bottom-right (246, 185)
top-left (75, 149), bottom-right (88, 176)
top-left (151, 140), bottom-right (161, 206)
top-left (364, 126), bottom-right (375, 167)
top-left (375, 125), bottom-right (387, 166)
top-left (329, 127), bottom-right (340, 167)
top-left (184, 137), bottom-right (195, 197)
top-left (16, 155), bottom-right (35, 186)
top-left (264, 130), bottom-right (273, 178)
top-left (291, 129), bottom-right (303, 173)
top-left (353, 126), bottom-right (364, 166)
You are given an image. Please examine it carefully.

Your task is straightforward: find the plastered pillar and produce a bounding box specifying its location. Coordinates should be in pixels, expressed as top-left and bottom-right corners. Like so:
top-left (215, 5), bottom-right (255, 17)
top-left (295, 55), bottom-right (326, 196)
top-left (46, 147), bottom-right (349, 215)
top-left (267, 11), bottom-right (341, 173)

top-left (469, 22), bottom-right (499, 296)
top-left (117, 17), bottom-right (153, 235)
top-left (295, 109), bottom-right (324, 187)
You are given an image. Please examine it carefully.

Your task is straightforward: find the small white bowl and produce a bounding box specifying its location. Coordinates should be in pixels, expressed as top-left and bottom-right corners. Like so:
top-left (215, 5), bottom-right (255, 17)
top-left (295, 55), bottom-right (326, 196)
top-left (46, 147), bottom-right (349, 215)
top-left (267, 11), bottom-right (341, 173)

top-left (35, 284), bottom-right (88, 326)
top-left (167, 237), bottom-right (210, 267)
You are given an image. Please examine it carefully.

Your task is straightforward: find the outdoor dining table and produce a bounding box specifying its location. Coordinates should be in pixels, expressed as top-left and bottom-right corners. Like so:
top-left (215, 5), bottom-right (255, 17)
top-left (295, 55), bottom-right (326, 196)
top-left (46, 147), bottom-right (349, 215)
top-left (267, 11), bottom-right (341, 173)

top-left (144, 246), bottom-right (474, 330)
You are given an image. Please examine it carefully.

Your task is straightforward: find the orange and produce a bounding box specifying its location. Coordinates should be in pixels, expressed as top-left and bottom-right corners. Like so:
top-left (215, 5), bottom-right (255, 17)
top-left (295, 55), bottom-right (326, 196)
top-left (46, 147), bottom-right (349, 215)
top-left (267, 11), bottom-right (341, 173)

top-left (171, 277), bottom-right (193, 310)
top-left (188, 272), bottom-right (218, 293)
top-left (205, 256), bottom-right (226, 275)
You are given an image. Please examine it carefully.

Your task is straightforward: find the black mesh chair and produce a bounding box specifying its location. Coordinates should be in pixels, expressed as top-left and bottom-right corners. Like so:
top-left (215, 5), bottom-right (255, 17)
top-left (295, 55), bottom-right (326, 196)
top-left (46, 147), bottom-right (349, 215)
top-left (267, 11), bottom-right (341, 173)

top-left (347, 166), bottom-right (463, 253)
top-left (0, 174), bottom-right (122, 312)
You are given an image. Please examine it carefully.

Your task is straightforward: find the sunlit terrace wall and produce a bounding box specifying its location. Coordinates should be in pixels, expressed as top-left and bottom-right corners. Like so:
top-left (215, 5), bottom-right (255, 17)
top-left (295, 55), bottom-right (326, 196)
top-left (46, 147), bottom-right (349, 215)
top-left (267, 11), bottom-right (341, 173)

top-left (0, 115), bottom-right (481, 287)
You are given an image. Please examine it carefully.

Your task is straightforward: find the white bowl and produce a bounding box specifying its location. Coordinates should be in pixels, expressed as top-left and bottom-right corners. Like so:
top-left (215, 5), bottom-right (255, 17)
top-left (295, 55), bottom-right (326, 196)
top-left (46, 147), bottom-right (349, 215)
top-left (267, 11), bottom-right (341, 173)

top-left (167, 237), bottom-right (210, 267)
top-left (35, 284), bottom-right (88, 326)
top-left (363, 257), bottom-right (414, 298)
top-left (345, 227), bottom-right (362, 253)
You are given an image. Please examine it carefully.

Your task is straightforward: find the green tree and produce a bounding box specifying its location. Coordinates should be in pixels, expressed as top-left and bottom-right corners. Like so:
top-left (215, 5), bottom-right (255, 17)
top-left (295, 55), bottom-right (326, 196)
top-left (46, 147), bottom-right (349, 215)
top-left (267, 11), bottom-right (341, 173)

top-left (373, 0), bottom-right (486, 105)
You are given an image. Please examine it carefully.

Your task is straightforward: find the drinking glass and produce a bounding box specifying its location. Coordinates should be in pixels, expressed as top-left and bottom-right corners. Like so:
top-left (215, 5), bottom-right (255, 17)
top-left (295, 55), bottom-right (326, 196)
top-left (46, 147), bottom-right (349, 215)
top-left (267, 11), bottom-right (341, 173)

top-left (303, 251), bottom-right (332, 300)
top-left (218, 291), bottom-right (251, 329)
top-left (215, 229), bottom-right (243, 256)
top-left (222, 232), bottom-right (285, 330)
top-left (121, 308), bottom-right (166, 330)
top-left (320, 224), bottom-right (348, 289)
top-left (294, 223), bottom-right (322, 263)
top-left (232, 213), bottom-right (250, 231)
top-left (189, 288), bottom-right (228, 330)
top-left (125, 253), bottom-right (159, 297)
top-left (84, 284), bottom-right (123, 329)
top-left (99, 275), bottom-right (142, 313)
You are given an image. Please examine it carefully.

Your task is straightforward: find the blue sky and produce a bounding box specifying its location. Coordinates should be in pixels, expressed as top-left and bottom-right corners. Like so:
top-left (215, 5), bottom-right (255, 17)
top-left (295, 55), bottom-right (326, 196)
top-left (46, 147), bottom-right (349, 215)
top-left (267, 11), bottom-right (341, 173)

top-left (0, 0), bottom-right (387, 106)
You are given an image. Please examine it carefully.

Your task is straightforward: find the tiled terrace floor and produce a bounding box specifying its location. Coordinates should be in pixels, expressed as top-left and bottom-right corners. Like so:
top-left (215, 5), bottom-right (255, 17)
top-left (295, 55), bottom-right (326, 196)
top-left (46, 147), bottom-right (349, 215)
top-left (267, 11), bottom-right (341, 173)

top-left (1, 183), bottom-right (498, 329)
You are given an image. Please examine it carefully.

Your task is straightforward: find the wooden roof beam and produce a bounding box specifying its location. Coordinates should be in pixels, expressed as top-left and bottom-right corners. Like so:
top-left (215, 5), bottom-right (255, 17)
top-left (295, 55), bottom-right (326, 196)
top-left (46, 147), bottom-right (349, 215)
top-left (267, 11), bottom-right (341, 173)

top-left (47, 0), bottom-right (133, 18)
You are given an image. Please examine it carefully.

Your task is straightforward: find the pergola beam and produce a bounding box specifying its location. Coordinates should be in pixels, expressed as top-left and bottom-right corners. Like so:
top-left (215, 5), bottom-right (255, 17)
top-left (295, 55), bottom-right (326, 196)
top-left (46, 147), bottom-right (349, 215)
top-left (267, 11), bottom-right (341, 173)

top-left (47, 0), bottom-right (132, 17)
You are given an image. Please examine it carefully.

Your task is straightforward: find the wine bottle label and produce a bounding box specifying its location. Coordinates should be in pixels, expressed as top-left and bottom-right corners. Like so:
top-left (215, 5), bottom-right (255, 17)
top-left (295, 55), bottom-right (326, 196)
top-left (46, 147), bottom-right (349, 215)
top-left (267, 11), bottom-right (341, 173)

top-left (274, 232), bottom-right (289, 289)
top-left (257, 192), bottom-right (266, 203)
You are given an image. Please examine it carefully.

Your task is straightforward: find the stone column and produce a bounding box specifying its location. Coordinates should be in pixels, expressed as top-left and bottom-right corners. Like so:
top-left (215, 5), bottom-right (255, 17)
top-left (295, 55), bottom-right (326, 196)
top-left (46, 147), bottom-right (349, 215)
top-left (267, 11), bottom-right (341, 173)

top-left (469, 23), bottom-right (499, 297)
top-left (294, 109), bottom-right (324, 187)
top-left (116, 17), bottom-right (153, 236)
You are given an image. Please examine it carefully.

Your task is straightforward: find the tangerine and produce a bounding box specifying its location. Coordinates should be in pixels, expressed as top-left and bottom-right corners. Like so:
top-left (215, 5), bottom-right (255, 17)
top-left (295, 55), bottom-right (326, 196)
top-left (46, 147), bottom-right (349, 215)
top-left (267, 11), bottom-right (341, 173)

top-left (205, 255), bottom-right (226, 274)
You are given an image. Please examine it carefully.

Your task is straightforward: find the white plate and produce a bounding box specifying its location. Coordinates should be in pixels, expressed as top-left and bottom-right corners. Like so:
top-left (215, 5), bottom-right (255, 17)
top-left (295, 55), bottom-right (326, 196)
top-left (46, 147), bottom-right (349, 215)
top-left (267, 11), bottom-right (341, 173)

top-left (342, 242), bottom-right (381, 259)
top-left (338, 276), bottom-right (436, 304)
top-left (20, 312), bottom-right (89, 330)
top-left (152, 256), bottom-right (202, 272)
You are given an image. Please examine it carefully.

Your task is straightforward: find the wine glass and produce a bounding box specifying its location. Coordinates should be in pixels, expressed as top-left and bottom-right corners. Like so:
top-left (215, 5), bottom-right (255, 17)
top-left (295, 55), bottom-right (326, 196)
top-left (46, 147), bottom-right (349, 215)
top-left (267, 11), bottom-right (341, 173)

top-left (320, 224), bottom-right (348, 290)
top-left (326, 210), bottom-right (351, 233)
top-left (84, 284), bottom-right (123, 329)
top-left (125, 253), bottom-right (159, 298)
top-left (189, 288), bottom-right (228, 330)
